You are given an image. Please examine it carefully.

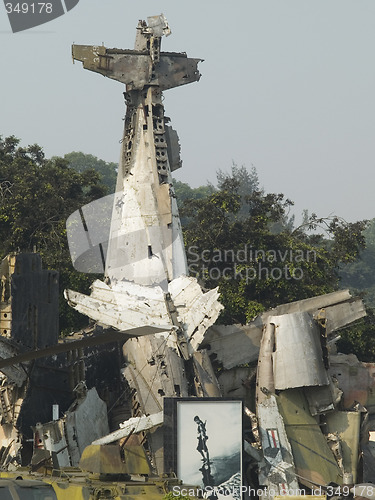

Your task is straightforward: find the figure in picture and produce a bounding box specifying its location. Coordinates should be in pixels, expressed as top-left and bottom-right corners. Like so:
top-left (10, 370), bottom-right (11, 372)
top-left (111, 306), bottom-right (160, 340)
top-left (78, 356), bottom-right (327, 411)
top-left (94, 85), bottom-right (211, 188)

top-left (194, 415), bottom-right (209, 462)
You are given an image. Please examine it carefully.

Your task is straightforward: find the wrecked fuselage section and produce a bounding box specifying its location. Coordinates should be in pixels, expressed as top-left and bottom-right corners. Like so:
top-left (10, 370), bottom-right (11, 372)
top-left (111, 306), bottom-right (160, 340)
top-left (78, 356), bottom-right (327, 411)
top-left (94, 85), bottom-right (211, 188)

top-left (1, 250), bottom-right (373, 497)
top-left (252, 295), bottom-right (374, 495)
top-left (57, 14), bottom-right (375, 497)
top-left (1, 13), bottom-right (375, 500)
top-left (0, 253), bottom-right (136, 470)
top-left (65, 13), bottom-right (224, 476)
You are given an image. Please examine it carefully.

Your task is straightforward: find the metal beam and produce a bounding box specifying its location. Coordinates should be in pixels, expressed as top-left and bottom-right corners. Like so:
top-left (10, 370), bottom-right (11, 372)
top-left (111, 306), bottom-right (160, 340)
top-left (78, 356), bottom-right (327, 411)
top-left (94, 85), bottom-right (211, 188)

top-left (0, 326), bottom-right (167, 370)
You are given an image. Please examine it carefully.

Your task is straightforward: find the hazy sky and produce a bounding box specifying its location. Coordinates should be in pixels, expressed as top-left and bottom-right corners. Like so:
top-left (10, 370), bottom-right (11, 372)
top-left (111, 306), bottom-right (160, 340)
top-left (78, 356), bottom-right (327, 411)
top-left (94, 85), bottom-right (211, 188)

top-left (1, 1), bottom-right (375, 224)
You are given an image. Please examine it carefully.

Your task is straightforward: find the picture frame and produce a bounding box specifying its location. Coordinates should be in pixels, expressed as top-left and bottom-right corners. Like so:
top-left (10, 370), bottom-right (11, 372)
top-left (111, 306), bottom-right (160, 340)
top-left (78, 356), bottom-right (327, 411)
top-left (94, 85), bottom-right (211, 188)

top-left (164, 398), bottom-right (243, 500)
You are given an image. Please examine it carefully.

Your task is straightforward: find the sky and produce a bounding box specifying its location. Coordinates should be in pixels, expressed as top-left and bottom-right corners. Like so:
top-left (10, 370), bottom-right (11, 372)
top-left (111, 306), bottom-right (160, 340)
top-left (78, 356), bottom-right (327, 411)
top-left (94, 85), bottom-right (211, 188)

top-left (1, 1), bottom-right (375, 224)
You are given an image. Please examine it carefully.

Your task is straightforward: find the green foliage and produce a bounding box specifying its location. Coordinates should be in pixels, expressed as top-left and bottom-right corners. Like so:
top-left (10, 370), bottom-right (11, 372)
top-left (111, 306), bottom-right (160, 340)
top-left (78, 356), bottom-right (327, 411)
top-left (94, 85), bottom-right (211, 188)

top-left (0, 136), bottom-right (107, 333)
top-left (339, 218), bottom-right (375, 309)
top-left (216, 163), bottom-right (259, 220)
top-left (181, 166), bottom-right (367, 325)
top-left (1, 136), bottom-right (370, 357)
top-left (173, 179), bottom-right (215, 204)
top-left (365, 218), bottom-right (375, 247)
top-left (173, 179), bottom-right (216, 226)
top-left (338, 225), bottom-right (375, 358)
top-left (63, 151), bottom-right (117, 193)
top-left (337, 310), bottom-right (375, 362)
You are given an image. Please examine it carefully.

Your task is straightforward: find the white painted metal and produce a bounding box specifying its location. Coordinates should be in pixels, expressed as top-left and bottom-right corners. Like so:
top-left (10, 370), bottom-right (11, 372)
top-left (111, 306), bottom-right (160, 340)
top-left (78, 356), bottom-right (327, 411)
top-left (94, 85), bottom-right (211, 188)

top-left (105, 86), bottom-right (187, 289)
top-left (271, 312), bottom-right (329, 390)
top-left (256, 320), bottom-right (276, 405)
top-left (34, 421), bottom-right (71, 467)
top-left (65, 279), bottom-right (171, 332)
top-left (92, 411), bottom-right (164, 445)
top-left (65, 275), bottom-right (223, 353)
top-left (314, 299), bottom-right (366, 334)
top-left (52, 404), bottom-right (59, 421)
top-left (65, 388), bottom-right (109, 466)
top-left (168, 275), bottom-right (223, 351)
top-left (202, 291), bottom-right (365, 372)
top-left (262, 289), bottom-right (353, 319)
top-left (257, 394), bottom-right (299, 497)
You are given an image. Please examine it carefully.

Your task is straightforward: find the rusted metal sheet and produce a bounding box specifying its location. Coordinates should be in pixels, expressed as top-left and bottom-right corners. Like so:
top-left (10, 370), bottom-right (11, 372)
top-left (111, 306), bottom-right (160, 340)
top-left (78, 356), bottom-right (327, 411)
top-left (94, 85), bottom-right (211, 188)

top-left (165, 126), bottom-right (182, 172)
top-left (0, 253), bottom-right (60, 382)
top-left (0, 423), bottom-right (21, 468)
top-left (0, 253), bottom-right (80, 467)
top-left (0, 254), bottom-right (59, 350)
top-left (72, 33), bottom-right (202, 91)
top-left (122, 332), bottom-right (188, 472)
top-left (123, 335), bottom-right (189, 412)
top-left (121, 331), bottom-right (221, 472)
top-left (65, 386), bottom-right (109, 466)
top-left (0, 341), bottom-right (28, 386)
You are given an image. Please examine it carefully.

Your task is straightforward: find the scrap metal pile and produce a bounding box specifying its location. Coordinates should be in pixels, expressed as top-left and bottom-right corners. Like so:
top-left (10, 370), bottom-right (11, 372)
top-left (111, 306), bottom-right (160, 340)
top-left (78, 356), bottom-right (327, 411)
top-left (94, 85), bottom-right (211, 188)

top-left (0, 14), bottom-right (374, 499)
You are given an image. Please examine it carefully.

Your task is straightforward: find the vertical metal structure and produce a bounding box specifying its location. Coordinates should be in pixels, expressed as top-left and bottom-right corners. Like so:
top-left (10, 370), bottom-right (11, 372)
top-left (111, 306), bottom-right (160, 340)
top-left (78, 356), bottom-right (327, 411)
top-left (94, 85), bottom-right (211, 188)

top-left (72, 15), bottom-right (202, 289)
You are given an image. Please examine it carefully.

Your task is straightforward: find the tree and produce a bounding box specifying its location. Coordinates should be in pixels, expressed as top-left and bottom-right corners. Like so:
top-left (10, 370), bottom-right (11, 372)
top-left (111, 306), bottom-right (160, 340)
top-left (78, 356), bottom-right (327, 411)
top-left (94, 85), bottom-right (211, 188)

top-left (63, 151), bottom-right (117, 193)
top-left (217, 163), bottom-right (259, 192)
top-left (181, 166), bottom-right (367, 324)
top-left (335, 218), bottom-right (375, 359)
top-left (1, 138), bottom-right (369, 349)
top-left (337, 311), bottom-right (375, 362)
top-left (0, 136), bottom-right (107, 333)
top-left (339, 218), bottom-right (375, 309)
top-left (173, 179), bottom-right (214, 204)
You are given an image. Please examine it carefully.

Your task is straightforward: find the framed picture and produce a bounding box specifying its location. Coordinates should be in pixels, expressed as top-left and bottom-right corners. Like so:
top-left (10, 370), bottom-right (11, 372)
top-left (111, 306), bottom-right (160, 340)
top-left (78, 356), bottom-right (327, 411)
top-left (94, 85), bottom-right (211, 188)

top-left (164, 398), bottom-right (243, 500)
